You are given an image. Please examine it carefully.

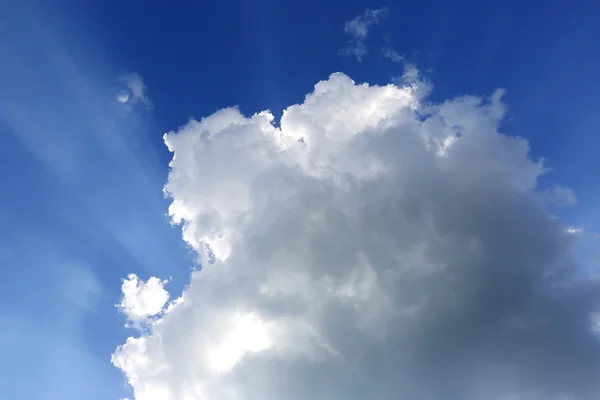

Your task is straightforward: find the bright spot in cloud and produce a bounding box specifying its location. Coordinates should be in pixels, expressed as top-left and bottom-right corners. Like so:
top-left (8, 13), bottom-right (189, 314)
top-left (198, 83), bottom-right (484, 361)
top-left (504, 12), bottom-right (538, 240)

top-left (207, 313), bottom-right (271, 373)
top-left (113, 68), bottom-right (600, 400)
top-left (566, 226), bottom-right (584, 235)
top-left (117, 91), bottom-right (130, 103)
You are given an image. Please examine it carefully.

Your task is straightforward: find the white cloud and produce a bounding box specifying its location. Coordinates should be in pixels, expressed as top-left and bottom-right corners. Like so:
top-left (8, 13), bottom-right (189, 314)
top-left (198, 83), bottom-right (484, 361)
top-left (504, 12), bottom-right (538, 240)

top-left (116, 73), bottom-right (152, 109)
top-left (113, 69), bottom-right (600, 400)
top-left (340, 7), bottom-right (389, 61)
top-left (117, 274), bottom-right (169, 325)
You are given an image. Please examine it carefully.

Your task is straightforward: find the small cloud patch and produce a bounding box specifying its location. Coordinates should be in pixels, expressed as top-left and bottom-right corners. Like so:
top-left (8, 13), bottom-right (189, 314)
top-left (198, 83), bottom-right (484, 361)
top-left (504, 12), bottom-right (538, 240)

top-left (115, 73), bottom-right (152, 109)
top-left (340, 7), bottom-right (389, 61)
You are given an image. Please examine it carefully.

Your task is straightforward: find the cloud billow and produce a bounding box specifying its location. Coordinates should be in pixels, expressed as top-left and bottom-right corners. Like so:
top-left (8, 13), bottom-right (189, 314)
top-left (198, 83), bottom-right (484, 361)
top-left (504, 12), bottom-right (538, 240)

top-left (112, 70), bottom-right (600, 400)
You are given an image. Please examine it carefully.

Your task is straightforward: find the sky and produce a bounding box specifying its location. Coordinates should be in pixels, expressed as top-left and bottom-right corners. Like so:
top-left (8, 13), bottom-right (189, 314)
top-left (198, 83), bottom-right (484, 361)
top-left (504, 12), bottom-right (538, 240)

top-left (1, 0), bottom-right (600, 399)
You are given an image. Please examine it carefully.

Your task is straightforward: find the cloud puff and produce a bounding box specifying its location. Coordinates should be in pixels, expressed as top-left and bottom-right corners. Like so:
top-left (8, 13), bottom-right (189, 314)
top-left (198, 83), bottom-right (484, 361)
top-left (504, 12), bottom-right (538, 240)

top-left (116, 73), bottom-right (152, 109)
top-left (113, 69), bottom-right (600, 400)
top-left (340, 7), bottom-right (388, 61)
top-left (117, 274), bottom-right (169, 326)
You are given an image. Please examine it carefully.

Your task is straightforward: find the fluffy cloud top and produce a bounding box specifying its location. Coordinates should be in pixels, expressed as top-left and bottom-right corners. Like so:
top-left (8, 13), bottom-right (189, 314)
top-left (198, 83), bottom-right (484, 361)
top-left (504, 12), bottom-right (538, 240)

top-left (340, 7), bottom-right (388, 61)
top-left (113, 69), bottom-right (600, 400)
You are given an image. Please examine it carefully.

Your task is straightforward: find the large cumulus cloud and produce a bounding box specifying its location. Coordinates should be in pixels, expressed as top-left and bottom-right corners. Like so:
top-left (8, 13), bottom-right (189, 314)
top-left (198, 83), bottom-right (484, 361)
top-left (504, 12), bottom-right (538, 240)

top-left (112, 70), bottom-right (600, 400)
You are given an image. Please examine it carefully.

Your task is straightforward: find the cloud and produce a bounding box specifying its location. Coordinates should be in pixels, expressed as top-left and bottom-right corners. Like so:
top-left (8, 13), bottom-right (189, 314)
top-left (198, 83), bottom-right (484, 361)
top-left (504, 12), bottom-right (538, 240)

top-left (340, 7), bottom-right (389, 61)
top-left (566, 226), bottom-right (584, 236)
top-left (117, 91), bottom-right (130, 104)
top-left (117, 274), bottom-right (169, 326)
top-left (382, 46), bottom-right (404, 63)
top-left (116, 73), bottom-right (152, 109)
top-left (113, 70), bottom-right (600, 400)
top-left (543, 185), bottom-right (578, 207)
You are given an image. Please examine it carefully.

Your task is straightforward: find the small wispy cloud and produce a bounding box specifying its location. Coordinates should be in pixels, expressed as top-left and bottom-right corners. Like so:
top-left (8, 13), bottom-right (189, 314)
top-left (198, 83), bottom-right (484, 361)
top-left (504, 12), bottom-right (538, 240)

top-left (340, 7), bottom-right (389, 61)
top-left (543, 185), bottom-right (578, 207)
top-left (382, 46), bottom-right (403, 63)
top-left (116, 72), bottom-right (152, 109)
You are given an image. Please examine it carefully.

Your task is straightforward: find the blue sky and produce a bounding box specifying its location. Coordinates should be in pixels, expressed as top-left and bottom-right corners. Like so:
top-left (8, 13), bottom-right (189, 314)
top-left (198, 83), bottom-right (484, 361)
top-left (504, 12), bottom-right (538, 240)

top-left (1, 0), bottom-right (600, 399)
